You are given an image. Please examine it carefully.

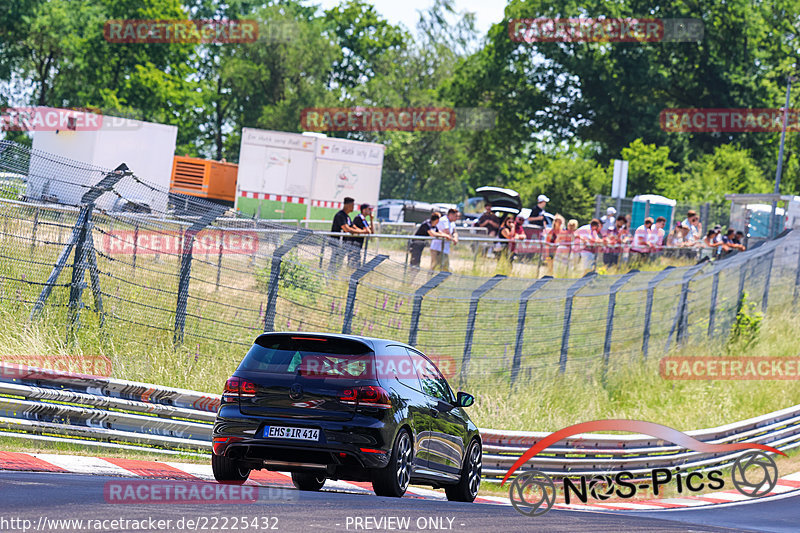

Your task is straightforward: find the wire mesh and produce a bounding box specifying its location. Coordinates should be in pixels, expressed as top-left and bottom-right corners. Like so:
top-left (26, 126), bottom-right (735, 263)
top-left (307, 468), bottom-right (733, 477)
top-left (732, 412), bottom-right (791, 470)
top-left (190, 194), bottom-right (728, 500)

top-left (0, 140), bottom-right (798, 388)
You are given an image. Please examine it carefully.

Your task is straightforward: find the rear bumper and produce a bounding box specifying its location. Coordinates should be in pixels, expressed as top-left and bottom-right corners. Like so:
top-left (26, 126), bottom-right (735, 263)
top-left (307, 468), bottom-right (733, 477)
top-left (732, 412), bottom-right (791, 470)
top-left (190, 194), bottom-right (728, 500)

top-left (213, 405), bottom-right (391, 470)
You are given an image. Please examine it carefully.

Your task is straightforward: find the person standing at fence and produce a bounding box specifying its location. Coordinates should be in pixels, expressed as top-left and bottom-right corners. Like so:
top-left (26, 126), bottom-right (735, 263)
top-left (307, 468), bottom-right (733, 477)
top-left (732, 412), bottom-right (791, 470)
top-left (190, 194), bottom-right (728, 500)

top-left (528, 194), bottom-right (549, 227)
top-left (575, 219), bottom-right (603, 271)
top-left (476, 202), bottom-right (500, 237)
top-left (409, 212), bottom-right (450, 267)
top-left (631, 217), bottom-right (655, 262)
top-left (602, 215), bottom-right (629, 266)
top-left (682, 210), bottom-right (702, 243)
top-left (331, 197), bottom-right (367, 267)
top-left (351, 203), bottom-right (374, 253)
top-left (554, 219), bottom-right (577, 273)
top-left (648, 216), bottom-right (667, 256)
top-left (600, 207), bottom-right (617, 236)
top-left (430, 208), bottom-right (459, 271)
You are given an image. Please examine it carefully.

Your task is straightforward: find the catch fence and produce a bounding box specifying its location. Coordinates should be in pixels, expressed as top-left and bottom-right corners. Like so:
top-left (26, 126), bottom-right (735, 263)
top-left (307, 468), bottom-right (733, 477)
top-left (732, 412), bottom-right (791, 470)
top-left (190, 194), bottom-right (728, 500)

top-left (0, 141), bottom-right (798, 387)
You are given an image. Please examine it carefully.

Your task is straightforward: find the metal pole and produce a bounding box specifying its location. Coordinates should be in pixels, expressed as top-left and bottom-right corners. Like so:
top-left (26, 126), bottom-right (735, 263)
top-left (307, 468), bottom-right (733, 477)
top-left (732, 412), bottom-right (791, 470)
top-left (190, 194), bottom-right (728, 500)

top-left (708, 269), bottom-right (720, 338)
top-left (602, 270), bottom-right (639, 368)
top-left (559, 272), bottom-right (597, 373)
top-left (511, 277), bottom-right (552, 385)
top-left (771, 74), bottom-right (794, 239)
top-left (461, 274), bottom-right (506, 385)
top-left (342, 255), bottom-right (388, 335)
top-left (408, 271), bottom-right (451, 346)
top-left (642, 266), bottom-right (675, 359)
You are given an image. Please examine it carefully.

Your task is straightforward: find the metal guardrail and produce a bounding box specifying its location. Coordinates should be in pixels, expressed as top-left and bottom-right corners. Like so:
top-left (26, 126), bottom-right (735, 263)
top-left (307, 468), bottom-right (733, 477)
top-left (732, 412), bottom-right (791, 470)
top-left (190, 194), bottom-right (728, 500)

top-left (1, 364), bottom-right (798, 481)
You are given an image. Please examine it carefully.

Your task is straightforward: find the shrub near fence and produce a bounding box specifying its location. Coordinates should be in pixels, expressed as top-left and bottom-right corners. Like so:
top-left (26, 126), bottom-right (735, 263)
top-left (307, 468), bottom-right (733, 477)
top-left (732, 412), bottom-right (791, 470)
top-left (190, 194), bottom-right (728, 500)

top-left (0, 141), bottom-right (799, 389)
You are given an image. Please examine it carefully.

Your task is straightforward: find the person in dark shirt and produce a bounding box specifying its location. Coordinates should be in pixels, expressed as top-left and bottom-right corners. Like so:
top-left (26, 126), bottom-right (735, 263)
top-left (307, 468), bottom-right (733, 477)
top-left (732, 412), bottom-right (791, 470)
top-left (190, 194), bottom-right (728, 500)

top-left (476, 203), bottom-right (501, 237)
top-left (330, 197), bottom-right (367, 267)
top-left (409, 212), bottom-right (451, 267)
top-left (527, 194), bottom-right (549, 227)
top-left (351, 203), bottom-right (374, 249)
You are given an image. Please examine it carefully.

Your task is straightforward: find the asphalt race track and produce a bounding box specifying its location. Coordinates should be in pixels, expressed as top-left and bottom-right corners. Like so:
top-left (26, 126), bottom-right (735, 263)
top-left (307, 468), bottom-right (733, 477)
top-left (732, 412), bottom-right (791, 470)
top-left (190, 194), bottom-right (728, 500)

top-left (2, 471), bottom-right (798, 532)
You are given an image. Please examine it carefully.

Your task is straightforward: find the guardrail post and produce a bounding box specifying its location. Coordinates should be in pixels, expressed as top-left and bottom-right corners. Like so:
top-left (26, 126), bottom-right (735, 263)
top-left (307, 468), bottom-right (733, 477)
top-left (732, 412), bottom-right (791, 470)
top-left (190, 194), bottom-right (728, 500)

top-left (511, 276), bottom-right (552, 385)
top-left (173, 206), bottom-right (227, 345)
top-left (408, 271), bottom-right (451, 346)
top-left (761, 250), bottom-right (775, 313)
top-left (263, 229), bottom-right (313, 332)
top-left (342, 254), bottom-right (388, 334)
top-left (707, 267), bottom-right (720, 338)
top-left (67, 204), bottom-right (93, 342)
top-left (667, 263), bottom-right (707, 350)
top-left (602, 270), bottom-right (639, 368)
top-left (559, 272), bottom-right (597, 373)
top-left (642, 266), bottom-right (674, 359)
top-left (461, 274), bottom-right (506, 385)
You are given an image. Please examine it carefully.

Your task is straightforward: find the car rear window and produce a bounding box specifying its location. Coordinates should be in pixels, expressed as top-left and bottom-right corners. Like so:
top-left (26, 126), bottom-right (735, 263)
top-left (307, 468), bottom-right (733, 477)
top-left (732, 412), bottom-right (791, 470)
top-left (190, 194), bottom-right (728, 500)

top-left (238, 335), bottom-right (374, 378)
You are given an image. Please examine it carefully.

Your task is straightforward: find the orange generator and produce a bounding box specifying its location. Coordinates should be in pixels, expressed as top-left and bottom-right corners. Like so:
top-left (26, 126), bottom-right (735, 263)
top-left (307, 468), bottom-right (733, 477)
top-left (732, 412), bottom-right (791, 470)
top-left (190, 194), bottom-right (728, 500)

top-left (170, 155), bottom-right (238, 206)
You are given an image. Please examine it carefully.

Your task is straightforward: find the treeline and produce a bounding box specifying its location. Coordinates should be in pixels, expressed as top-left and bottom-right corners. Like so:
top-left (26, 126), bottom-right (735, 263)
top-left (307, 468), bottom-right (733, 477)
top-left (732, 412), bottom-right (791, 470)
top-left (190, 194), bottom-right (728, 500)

top-left (1, 0), bottom-right (797, 221)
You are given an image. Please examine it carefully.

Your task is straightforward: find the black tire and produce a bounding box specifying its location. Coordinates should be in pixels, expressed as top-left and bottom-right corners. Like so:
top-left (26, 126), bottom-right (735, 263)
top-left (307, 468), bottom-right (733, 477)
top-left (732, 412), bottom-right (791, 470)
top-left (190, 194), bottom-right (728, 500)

top-left (372, 429), bottom-right (413, 498)
top-left (445, 439), bottom-right (482, 502)
top-left (211, 453), bottom-right (250, 484)
top-left (291, 472), bottom-right (326, 491)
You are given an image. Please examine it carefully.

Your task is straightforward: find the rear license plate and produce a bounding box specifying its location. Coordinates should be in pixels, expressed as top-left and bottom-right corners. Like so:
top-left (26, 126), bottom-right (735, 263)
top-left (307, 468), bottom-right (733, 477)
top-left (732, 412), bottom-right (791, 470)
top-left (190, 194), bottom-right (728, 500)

top-left (263, 426), bottom-right (319, 441)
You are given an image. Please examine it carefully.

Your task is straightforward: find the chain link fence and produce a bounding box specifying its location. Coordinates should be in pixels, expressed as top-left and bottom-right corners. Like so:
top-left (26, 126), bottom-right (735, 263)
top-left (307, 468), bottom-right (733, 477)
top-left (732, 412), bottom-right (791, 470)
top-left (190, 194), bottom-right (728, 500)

top-left (1, 140), bottom-right (798, 388)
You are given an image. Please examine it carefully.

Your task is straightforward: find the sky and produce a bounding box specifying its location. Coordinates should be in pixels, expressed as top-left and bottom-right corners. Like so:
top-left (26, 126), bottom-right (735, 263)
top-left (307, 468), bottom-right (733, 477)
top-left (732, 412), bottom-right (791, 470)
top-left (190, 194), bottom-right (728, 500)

top-left (314, 0), bottom-right (507, 37)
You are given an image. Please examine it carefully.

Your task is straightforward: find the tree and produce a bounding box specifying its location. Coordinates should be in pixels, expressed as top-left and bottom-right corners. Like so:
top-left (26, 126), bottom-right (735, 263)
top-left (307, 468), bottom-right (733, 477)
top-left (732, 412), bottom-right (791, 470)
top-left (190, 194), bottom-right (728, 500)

top-left (619, 139), bottom-right (680, 197)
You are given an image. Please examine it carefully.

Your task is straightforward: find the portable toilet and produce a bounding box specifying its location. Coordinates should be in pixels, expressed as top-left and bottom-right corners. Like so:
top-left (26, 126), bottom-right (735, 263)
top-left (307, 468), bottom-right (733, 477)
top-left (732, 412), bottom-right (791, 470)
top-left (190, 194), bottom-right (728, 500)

top-left (631, 194), bottom-right (676, 228)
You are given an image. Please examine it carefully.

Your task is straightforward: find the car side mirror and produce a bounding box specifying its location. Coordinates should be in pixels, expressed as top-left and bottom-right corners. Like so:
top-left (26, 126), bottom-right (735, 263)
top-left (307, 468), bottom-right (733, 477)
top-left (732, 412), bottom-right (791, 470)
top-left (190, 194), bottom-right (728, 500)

top-left (455, 391), bottom-right (474, 408)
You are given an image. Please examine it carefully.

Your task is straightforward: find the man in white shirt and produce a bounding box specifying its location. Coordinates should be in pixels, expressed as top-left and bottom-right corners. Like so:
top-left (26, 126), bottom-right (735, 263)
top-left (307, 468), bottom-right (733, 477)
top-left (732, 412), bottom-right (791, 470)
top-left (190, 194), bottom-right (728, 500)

top-left (681, 210), bottom-right (702, 243)
top-left (430, 208), bottom-right (459, 271)
top-left (648, 216), bottom-right (667, 253)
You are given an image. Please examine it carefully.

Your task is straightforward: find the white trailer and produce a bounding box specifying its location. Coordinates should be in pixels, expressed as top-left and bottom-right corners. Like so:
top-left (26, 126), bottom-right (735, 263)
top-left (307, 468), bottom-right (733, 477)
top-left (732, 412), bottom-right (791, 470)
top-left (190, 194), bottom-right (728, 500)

top-left (29, 113), bottom-right (177, 213)
top-left (235, 128), bottom-right (384, 219)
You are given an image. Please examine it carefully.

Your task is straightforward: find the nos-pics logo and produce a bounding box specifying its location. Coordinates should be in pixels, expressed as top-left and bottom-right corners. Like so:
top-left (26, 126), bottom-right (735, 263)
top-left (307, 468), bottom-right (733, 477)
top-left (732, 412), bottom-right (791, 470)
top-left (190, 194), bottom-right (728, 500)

top-left (502, 419), bottom-right (783, 517)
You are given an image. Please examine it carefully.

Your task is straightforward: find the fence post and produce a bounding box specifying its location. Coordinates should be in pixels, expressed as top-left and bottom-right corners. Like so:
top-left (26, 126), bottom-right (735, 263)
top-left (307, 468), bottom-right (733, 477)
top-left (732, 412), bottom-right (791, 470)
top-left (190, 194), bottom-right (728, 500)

top-left (761, 250), bottom-right (775, 313)
top-left (602, 270), bottom-right (639, 368)
top-left (67, 204), bottom-right (94, 341)
top-left (30, 165), bottom-right (128, 319)
top-left (559, 272), bottom-right (597, 373)
top-left (460, 274), bottom-right (506, 385)
top-left (30, 206), bottom-right (40, 254)
top-left (132, 221), bottom-right (139, 271)
top-left (263, 229), bottom-right (313, 332)
top-left (644, 200), bottom-right (651, 221)
top-left (215, 234), bottom-right (224, 290)
top-left (594, 195), bottom-right (602, 220)
top-left (173, 207), bottom-right (226, 345)
top-left (794, 242), bottom-right (800, 309)
top-left (707, 267), bottom-right (720, 338)
top-left (736, 257), bottom-right (748, 315)
top-left (408, 271), bottom-right (451, 346)
top-left (667, 263), bottom-right (707, 351)
top-left (511, 276), bottom-right (552, 385)
top-left (342, 254), bottom-right (388, 334)
top-left (642, 266), bottom-right (675, 359)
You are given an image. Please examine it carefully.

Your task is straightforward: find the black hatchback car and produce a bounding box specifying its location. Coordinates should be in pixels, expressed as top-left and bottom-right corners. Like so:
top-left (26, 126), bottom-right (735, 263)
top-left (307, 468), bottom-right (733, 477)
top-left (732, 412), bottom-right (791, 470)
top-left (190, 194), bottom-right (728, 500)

top-left (211, 332), bottom-right (482, 501)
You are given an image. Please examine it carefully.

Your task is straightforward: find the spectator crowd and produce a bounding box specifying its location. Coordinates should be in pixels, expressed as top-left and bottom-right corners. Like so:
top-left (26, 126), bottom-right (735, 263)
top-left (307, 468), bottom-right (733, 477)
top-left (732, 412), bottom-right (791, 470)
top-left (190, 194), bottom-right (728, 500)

top-left (331, 196), bottom-right (747, 274)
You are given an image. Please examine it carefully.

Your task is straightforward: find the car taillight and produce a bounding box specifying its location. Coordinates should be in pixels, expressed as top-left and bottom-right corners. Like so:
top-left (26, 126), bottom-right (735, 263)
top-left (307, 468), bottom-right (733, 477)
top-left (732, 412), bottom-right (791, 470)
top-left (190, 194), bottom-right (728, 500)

top-left (340, 386), bottom-right (391, 409)
top-left (222, 376), bottom-right (256, 402)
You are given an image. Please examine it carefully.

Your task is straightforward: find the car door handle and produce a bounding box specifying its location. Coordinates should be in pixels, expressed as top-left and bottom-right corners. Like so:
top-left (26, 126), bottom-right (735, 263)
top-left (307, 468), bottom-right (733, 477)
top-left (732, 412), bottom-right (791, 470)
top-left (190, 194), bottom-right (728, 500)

top-left (429, 408), bottom-right (439, 418)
